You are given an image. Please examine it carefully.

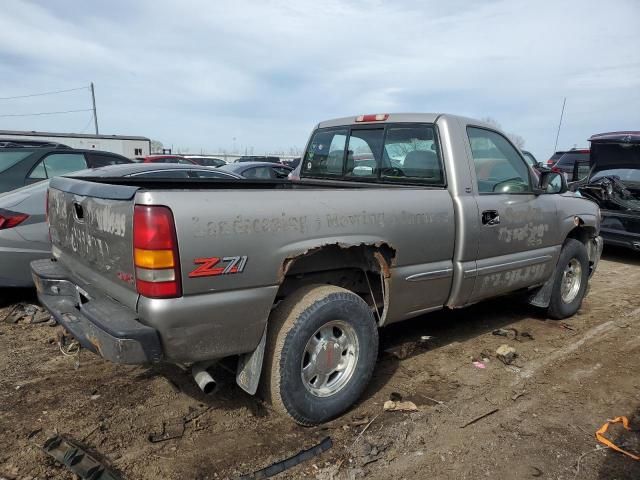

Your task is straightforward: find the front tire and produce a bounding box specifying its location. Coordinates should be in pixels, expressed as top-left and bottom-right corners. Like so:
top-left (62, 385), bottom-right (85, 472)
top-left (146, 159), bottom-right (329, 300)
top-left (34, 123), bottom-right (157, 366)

top-left (261, 285), bottom-right (378, 426)
top-left (547, 239), bottom-right (590, 319)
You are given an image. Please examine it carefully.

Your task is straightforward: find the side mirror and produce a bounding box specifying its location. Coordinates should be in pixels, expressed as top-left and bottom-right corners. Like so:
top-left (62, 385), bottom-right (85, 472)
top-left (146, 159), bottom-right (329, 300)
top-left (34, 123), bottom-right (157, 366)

top-left (535, 171), bottom-right (567, 194)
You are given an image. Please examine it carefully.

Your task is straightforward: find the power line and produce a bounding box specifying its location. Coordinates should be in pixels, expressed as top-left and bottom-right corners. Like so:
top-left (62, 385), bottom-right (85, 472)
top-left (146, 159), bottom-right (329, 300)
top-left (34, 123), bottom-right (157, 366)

top-left (0, 86), bottom-right (89, 101)
top-left (0, 108), bottom-right (93, 118)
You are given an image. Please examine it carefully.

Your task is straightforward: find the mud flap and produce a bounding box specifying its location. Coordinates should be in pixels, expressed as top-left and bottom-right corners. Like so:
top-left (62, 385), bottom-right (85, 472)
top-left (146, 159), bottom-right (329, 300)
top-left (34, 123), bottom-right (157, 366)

top-left (236, 326), bottom-right (267, 395)
top-left (528, 270), bottom-right (556, 308)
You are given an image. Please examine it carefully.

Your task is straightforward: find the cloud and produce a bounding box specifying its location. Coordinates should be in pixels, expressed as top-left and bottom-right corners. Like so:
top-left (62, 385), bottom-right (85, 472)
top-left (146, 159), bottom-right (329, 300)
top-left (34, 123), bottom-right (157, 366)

top-left (0, 0), bottom-right (638, 157)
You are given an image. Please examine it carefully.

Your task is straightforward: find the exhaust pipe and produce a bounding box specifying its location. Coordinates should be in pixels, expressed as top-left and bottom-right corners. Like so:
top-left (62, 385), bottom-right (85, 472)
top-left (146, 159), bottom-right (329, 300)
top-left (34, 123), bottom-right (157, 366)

top-left (192, 362), bottom-right (217, 394)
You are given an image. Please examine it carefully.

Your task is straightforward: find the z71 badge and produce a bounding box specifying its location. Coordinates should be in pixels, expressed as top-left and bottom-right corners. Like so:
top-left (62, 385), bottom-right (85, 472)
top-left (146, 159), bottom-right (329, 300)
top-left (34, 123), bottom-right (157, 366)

top-left (189, 256), bottom-right (248, 278)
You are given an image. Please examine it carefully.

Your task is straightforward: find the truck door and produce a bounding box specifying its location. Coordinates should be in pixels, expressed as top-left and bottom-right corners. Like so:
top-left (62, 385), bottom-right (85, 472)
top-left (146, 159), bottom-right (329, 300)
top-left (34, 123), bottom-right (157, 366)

top-left (465, 127), bottom-right (561, 303)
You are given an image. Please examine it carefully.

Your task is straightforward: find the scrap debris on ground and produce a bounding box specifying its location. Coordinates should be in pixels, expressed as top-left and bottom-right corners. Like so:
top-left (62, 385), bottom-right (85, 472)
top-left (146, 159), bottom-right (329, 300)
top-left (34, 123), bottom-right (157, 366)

top-left (0, 248), bottom-right (639, 480)
top-left (2, 302), bottom-right (52, 325)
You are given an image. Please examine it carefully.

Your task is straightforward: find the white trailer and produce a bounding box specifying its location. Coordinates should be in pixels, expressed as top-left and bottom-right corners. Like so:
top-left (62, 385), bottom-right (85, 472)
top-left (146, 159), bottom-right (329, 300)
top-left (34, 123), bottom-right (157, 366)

top-left (0, 130), bottom-right (150, 158)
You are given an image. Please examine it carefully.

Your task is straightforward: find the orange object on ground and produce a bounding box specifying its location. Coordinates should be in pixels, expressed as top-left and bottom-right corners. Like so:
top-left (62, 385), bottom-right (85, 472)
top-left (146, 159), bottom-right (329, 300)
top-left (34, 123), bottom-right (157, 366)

top-left (595, 416), bottom-right (639, 461)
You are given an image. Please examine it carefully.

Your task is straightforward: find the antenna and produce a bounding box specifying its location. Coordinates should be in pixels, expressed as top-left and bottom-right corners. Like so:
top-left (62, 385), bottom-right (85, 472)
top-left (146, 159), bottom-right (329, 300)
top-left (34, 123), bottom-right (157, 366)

top-left (90, 82), bottom-right (99, 135)
top-left (553, 97), bottom-right (566, 153)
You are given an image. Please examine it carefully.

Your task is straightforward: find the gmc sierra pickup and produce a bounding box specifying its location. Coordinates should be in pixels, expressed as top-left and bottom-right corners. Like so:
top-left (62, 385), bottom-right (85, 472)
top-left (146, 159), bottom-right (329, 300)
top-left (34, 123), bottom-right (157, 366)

top-left (32, 113), bottom-right (603, 425)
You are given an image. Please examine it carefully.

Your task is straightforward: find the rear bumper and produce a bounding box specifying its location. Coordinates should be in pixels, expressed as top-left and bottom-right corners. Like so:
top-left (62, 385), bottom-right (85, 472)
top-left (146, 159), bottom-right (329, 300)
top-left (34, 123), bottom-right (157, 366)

top-left (31, 259), bottom-right (162, 364)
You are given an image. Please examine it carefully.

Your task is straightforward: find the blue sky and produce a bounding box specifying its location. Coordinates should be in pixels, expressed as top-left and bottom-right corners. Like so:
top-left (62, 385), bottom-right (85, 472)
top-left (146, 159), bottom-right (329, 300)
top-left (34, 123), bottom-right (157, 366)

top-left (1, 0), bottom-right (639, 158)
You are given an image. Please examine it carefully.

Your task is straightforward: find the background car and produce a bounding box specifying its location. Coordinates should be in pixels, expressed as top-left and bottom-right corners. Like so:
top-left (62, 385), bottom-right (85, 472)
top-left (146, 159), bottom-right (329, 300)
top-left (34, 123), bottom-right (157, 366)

top-left (140, 155), bottom-right (197, 165)
top-left (0, 145), bottom-right (132, 193)
top-left (551, 148), bottom-right (590, 177)
top-left (234, 155), bottom-right (281, 163)
top-left (546, 150), bottom-right (568, 167)
top-left (185, 156), bottom-right (226, 167)
top-left (0, 163), bottom-right (242, 287)
top-left (219, 161), bottom-right (292, 179)
top-left (575, 132), bottom-right (640, 250)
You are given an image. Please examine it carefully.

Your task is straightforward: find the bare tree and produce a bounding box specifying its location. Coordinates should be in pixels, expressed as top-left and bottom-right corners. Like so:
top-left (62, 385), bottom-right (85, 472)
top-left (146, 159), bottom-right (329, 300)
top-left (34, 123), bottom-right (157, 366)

top-left (481, 116), bottom-right (502, 129)
top-left (507, 133), bottom-right (526, 149)
top-left (480, 117), bottom-right (525, 149)
top-left (150, 139), bottom-right (163, 154)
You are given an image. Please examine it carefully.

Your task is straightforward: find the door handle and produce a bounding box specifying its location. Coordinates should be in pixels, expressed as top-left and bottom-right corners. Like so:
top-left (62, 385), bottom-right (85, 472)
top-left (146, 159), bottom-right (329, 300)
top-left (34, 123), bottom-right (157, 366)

top-left (482, 210), bottom-right (500, 226)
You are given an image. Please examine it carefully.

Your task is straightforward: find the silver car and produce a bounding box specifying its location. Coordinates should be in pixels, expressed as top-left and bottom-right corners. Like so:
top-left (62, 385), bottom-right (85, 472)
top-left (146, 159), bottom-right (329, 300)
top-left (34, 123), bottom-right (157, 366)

top-left (0, 163), bottom-right (241, 287)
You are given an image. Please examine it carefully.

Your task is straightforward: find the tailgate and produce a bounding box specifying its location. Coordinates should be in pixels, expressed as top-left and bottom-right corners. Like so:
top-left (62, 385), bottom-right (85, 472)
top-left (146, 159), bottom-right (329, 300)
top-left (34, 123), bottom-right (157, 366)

top-left (47, 177), bottom-right (140, 310)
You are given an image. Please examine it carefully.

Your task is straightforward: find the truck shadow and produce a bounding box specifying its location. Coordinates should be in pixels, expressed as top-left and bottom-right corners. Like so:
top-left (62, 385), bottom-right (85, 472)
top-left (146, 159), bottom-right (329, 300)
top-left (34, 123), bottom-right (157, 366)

top-left (0, 287), bottom-right (37, 309)
top-left (601, 245), bottom-right (640, 266)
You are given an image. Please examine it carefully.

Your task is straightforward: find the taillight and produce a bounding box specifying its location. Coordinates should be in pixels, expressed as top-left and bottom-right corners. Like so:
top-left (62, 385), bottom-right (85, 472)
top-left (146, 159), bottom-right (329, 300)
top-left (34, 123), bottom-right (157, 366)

top-left (0, 209), bottom-right (29, 230)
top-left (551, 166), bottom-right (561, 173)
top-left (355, 114), bottom-right (389, 122)
top-left (133, 205), bottom-right (182, 298)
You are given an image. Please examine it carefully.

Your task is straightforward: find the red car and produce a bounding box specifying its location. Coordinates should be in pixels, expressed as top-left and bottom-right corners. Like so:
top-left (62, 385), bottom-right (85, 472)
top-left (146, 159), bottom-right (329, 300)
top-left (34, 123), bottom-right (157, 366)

top-left (139, 155), bottom-right (197, 165)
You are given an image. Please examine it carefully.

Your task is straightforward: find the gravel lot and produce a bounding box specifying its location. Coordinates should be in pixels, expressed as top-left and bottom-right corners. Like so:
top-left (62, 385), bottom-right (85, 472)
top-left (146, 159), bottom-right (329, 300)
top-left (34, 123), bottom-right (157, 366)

top-left (1, 246), bottom-right (639, 480)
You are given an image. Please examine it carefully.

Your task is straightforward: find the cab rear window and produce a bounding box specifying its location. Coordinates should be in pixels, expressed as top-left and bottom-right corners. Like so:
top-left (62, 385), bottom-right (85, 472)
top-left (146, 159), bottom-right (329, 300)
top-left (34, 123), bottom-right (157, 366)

top-left (302, 124), bottom-right (444, 185)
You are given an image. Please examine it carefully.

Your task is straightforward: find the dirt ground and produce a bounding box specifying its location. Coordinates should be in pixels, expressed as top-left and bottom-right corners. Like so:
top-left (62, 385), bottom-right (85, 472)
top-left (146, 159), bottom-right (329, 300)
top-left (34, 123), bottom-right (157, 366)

top-left (1, 246), bottom-right (639, 480)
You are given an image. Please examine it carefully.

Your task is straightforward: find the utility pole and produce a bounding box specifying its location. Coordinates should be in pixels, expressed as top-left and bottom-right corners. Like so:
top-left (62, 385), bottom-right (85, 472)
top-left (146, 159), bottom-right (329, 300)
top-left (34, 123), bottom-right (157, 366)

top-left (90, 82), bottom-right (99, 135)
top-left (553, 97), bottom-right (566, 153)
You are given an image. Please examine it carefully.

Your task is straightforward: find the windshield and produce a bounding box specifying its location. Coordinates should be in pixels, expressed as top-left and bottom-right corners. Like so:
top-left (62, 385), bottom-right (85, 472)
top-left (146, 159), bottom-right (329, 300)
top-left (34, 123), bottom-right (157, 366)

top-left (591, 168), bottom-right (640, 183)
top-left (0, 151), bottom-right (31, 173)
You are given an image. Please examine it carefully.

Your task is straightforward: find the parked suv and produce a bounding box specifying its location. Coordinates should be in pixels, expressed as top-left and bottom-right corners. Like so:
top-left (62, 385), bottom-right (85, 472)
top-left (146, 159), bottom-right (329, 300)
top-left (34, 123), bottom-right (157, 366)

top-left (0, 146), bottom-right (132, 193)
top-left (546, 150), bottom-right (568, 167)
top-left (551, 149), bottom-right (590, 178)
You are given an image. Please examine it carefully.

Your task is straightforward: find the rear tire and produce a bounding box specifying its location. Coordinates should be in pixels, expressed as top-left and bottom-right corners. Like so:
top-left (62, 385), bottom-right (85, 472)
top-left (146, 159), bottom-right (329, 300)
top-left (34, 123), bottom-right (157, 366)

top-left (547, 239), bottom-right (589, 319)
top-left (261, 285), bottom-right (378, 426)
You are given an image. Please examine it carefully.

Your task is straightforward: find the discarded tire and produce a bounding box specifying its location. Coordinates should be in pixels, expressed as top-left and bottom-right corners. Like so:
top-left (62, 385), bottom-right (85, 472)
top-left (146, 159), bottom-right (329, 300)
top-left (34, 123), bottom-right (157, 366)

top-left (261, 285), bottom-right (378, 426)
top-left (547, 238), bottom-right (589, 319)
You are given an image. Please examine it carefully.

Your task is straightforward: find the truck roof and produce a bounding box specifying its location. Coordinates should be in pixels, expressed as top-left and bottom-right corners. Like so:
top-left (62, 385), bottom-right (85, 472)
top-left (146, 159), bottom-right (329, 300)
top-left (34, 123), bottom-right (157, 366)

top-left (316, 113), bottom-right (491, 129)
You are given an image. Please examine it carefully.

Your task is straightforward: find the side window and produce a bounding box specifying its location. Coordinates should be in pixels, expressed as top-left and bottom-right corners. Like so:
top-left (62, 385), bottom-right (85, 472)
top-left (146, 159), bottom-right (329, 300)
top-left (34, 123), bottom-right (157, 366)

top-left (344, 129), bottom-right (384, 178)
top-left (29, 153), bottom-right (88, 179)
top-left (382, 126), bottom-right (443, 184)
top-left (302, 128), bottom-right (348, 177)
top-left (243, 167), bottom-right (273, 179)
top-left (467, 127), bottom-right (531, 194)
top-left (29, 161), bottom-right (47, 179)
